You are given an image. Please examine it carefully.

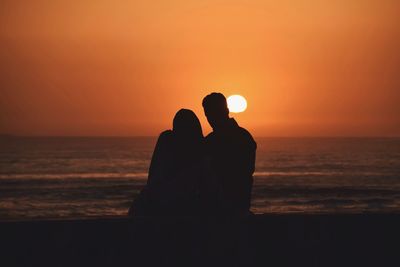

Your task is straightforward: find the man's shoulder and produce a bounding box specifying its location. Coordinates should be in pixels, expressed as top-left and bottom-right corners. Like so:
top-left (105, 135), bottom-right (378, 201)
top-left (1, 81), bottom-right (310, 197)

top-left (204, 132), bottom-right (215, 145)
top-left (205, 126), bottom-right (256, 149)
top-left (237, 127), bottom-right (257, 149)
top-left (204, 131), bottom-right (215, 139)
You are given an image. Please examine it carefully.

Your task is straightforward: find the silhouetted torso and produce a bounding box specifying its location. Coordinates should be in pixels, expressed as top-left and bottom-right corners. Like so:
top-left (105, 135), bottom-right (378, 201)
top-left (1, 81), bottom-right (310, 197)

top-left (205, 118), bottom-right (256, 215)
top-left (130, 130), bottom-right (205, 216)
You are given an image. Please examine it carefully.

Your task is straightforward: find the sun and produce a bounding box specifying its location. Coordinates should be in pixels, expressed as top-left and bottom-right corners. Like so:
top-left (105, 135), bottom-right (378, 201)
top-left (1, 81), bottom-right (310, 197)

top-left (227, 95), bottom-right (247, 113)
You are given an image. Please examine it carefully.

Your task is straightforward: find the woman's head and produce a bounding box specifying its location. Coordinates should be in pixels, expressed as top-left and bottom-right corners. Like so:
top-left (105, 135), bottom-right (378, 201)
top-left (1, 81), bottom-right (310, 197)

top-left (173, 109), bottom-right (203, 141)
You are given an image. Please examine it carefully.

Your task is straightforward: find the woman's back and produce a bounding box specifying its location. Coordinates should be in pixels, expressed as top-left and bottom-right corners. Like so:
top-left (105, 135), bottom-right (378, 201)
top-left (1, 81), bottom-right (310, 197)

top-left (148, 130), bottom-right (204, 215)
top-left (129, 109), bottom-right (206, 216)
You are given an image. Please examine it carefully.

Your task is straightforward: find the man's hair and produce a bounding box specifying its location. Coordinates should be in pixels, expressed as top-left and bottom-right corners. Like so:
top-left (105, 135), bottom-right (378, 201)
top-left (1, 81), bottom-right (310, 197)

top-left (202, 92), bottom-right (227, 111)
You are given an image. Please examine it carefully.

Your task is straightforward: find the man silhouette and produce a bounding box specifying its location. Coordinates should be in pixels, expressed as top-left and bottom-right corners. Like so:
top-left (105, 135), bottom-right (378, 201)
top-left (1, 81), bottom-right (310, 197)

top-left (202, 92), bottom-right (257, 215)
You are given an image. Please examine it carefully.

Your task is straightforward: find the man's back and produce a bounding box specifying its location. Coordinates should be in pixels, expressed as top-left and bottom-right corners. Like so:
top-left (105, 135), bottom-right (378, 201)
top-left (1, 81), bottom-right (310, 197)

top-left (205, 118), bottom-right (256, 215)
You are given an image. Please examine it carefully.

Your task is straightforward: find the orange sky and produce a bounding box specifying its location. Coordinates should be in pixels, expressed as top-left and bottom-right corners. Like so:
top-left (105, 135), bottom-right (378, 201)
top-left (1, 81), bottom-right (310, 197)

top-left (1, 0), bottom-right (399, 136)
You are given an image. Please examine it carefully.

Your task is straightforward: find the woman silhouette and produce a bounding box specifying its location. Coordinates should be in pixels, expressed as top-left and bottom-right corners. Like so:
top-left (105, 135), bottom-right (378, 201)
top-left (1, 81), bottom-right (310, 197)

top-left (129, 109), bottom-right (206, 216)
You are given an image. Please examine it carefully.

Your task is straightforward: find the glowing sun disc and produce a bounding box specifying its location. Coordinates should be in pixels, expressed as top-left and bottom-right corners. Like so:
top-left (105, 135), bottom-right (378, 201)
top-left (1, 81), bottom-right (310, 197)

top-left (227, 95), bottom-right (247, 113)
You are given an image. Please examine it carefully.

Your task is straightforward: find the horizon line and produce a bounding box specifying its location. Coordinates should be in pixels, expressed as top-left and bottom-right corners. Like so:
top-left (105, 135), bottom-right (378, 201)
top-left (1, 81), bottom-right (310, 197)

top-left (1, 134), bottom-right (399, 139)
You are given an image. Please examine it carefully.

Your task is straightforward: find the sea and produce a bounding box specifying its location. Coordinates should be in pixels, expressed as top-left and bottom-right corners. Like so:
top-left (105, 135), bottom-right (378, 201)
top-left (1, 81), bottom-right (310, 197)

top-left (1, 136), bottom-right (399, 220)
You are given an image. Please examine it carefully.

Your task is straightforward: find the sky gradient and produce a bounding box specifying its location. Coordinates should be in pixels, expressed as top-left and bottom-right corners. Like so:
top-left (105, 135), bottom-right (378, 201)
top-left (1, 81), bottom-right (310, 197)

top-left (1, 0), bottom-right (399, 136)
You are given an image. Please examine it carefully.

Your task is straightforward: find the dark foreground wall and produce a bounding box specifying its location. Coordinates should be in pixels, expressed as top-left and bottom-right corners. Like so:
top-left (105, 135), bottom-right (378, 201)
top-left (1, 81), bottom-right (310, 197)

top-left (1, 214), bottom-right (399, 267)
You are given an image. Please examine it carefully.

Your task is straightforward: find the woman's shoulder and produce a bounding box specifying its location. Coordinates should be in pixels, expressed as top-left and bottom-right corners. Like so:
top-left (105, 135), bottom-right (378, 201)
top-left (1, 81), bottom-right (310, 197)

top-left (159, 129), bottom-right (173, 137)
top-left (158, 130), bottom-right (174, 141)
top-left (154, 130), bottom-right (175, 152)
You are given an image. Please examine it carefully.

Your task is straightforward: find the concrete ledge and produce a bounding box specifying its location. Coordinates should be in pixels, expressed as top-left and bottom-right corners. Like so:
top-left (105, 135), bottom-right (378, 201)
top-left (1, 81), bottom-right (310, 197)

top-left (1, 214), bottom-right (399, 266)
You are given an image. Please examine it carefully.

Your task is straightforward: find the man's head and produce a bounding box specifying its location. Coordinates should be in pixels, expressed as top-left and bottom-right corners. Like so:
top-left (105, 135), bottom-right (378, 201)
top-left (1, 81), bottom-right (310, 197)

top-left (202, 92), bottom-right (229, 130)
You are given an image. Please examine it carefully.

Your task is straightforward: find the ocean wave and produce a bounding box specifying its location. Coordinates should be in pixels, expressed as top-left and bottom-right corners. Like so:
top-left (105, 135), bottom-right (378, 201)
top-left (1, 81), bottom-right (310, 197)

top-left (0, 173), bottom-right (148, 180)
top-left (253, 171), bottom-right (400, 177)
top-left (252, 186), bottom-right (400, 195)
top-left (254, 171), bottom-right (341, 176)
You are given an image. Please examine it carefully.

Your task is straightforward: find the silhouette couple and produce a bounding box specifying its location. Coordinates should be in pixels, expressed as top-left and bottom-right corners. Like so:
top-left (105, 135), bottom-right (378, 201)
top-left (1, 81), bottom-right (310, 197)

top-left (129, 93), bottom-right (257, 216)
